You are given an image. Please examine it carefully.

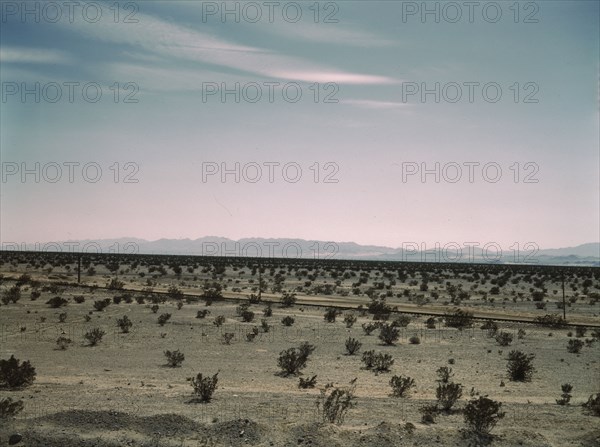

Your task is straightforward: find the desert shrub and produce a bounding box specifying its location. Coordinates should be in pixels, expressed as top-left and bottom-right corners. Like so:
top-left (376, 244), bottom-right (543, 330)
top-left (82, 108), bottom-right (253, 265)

top-left (481, 320), bottom-right (498, 337)
top-left (136, 296), bottom-right (145, 305)
top-left (190, 371), bottom-right (219, 403)
top-left (436, 382), bottom-right (463, 412)
top-left (164, 349), bottom-right (185, 367)
top-left (378, 323), bottom-right (400, 345)
top-left (0, 356), bottom-right (36, 389)
top-left (277, 343), bottom-right (315, 376)
top-left (213, 315), bottom-right (226, 327)
top-left (495, 331), bottom-right (513, 346)
top-left (324, 308), bottom-right (339, 323)
top-left (196, 310), bottom-right (210, 319)
top-left (316, 380), bottom-right (357, 425)
top-left (390, 375), bottom-right (415, 397)
top-left (281, 292), bottom-right (297, 307)
top-left (58, 312), bottom-right (67, 323)
top-left (84, 328), bottom-right (106, 346)
top-left (362, 351), bottom-right (394, 372)
top-left (517, 328), bottom-right (526, 339)
top-left (425, 317), bottom-right (437, 329)
top-left (507, 350), bottom-right (535, 382)
top-left (158, 313), bottom-right (172, 326)
top-left (436, 366), bottom-right (454, 383)
top-left (107, 278), bottom-right (124, 290)
top-left (241, 309), bottom-right (255, 322)
top-left (93, 298), bottom-right (111, 311)
top-left (362, 322), bottom-right (379, 335)
top-left (463, 396), bottom-right (505, 435)
top-left (575, 326), bottom-right (587, 338)
top-left (567, 339), bottom-right (584, 354)
top-left (281, 316), bottom-right (295, 326)
top-left (0, 397), bottom-right (24, 418)
top-left (556, 383), bottom-right (573, 405)
top-left (391, 315), bottom-right (411, 328)
top-left (151, 304), bottom-right (159, 313)
top-left (73, 295), bottom-right (85, 304)
top-left (2, 285), bottom-right (21, 304)
top-left (113, 295), bottom-right (122, 305)
top-left (261, 318), bottom-right (271, 332)
top-left (46, 296), bottom-right (68, 308)
top-left (409, 335), bottom-right (420, 345)
top-left (534, 314), bottom-right (567, 328)
top-left (117, 315), bottom-right (133, 333)
top-left (246, 329), bottom-right (258, 342)
top-left (344, 313), bottom-right (357, 328)
top-left (56, 336), bottom-right (72, 350)
top-left (444, 308), bottom-right (473, 329)
top-left (345, 337), bottom-right (362, 355)
top-left (263, 303), bottom-right (273, 316)
top-left (177, 301), bottom-right (184, 310)
top-left (420, 404), bottom-right (438, 424)
top-left (222, 333), bottom-right (235, 344)
top-left (582, 393), bottom-right (600, 416)
top-left (84, 315), bottom-right (91, 322)
top-left (298, 375), bottom-right (317, 389)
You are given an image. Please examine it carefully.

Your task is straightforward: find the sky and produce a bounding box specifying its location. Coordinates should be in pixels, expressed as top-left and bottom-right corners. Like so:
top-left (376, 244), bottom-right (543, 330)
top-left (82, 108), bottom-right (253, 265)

top-left (0, 0), bottom-right (598, 251)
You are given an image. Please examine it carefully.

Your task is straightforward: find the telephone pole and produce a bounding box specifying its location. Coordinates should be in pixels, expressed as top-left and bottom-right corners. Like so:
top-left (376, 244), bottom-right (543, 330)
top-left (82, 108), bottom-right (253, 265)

top-left (561, 272), bottom-right (566, 321)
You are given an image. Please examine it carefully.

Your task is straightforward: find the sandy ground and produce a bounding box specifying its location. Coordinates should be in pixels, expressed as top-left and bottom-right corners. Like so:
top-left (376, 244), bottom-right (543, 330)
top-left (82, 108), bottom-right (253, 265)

top-left (0, 259), bottom-right (599, 446)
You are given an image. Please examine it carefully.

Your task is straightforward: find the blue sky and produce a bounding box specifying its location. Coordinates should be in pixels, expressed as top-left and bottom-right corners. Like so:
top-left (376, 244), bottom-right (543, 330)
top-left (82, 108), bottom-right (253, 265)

top-left (0, 1), bottom-right (598, 250)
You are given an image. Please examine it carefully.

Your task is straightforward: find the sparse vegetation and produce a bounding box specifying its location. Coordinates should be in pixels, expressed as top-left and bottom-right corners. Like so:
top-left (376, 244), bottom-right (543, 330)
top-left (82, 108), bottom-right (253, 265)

top-left (0, 397), bottom-right (24, 418)
top-left (190, 371), bottom-right (219, 403)
top-left (0, 356), bottom-right (36, 389)
top-left (316, 380), bottom-right (357, 425)
top-left (507, 350), bottom-right (535, 382)
top-left (84, 328), bottom-right (106, 346)
top-left (390, 375), bottom-right (415, 397)
top-left (158, 313), bottom-right (172, 326)
top-left (345, 337), bottom-right (362, 355)
top-left (164, 349), bottom-right (185, 367)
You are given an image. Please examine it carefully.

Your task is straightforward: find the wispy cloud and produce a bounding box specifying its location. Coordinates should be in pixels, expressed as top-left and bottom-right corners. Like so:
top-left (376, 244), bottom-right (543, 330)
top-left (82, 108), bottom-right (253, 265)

top-left (60, 12), bottom-right (397, 85)
top-left (0, 47), bottom-right (72, 65)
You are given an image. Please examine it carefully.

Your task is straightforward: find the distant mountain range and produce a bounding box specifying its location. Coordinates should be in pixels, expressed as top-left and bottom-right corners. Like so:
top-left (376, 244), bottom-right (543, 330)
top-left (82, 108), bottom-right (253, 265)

top-left (3, 238), bottom-right (598, 267)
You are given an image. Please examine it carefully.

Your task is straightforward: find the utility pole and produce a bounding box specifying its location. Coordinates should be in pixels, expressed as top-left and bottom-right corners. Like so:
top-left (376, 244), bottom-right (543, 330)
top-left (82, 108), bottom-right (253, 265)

top-left (561, 272), bottom-right (566, 321)
top-left (258, 262), bottom-right (262, 300)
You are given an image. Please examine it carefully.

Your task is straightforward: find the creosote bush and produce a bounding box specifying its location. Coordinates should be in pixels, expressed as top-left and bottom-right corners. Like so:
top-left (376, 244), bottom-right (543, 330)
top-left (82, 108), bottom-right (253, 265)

top-left (436, 382), bottom-right (463, 412)
top-left (507, 350), bottom-right (535, 382)
top-left (567, 339), bottom-right (584, 354)
top-left (378, 323), bottom-right (400, 345)
top-left (362, 322), bottom-right (379, 335)
top-left (151, 304), bottom-right (159, 314)
top-left (84, 328), bottom-right (106, 346)
top-left (0, 356), bottom-right (36, 389)
top-left (281, 292), bottom-right (297, 307)
top-left (345, 337), bottom-right (362, 355)
top-left (463, 396), bottom-right (505, 436)
top-left (495, 331), bottom-right (513, 346)
top-left (324, 308), bottom-right (339, 323)
top-left (277, 342), bottom-right (315, 376)
top-left (56, 336), bottom-right (72, 350)
top-left (190, 371), bottom-right (219, 403)
top-left (556, 383), bottom-right (573, 405)
top-left (582, 393), bottom-right (600, 416)
top-left (298, 375), bottom-right (317, 389)
top-left (117, 315), bottom-right (133, 333)
top-left (436, 366), bottom-right (453, 383)
top-left (390, 375), bottom-right (415, 397)
top-left (0, 397), bottom-right (24, 418)
top-left (213, 315), bottom-right (225, 327)
top-left (281, 316), bottom-right (295, 327)
top-left (444, 308), bottom-right (473, 329)
top-left (222, 333), bottom-right (235, 345)
top-left (158, 313), bottom-right (172, 326)
top-left (46, 296), bottom-right (68, 308)
top-left (93, 298), bottom-right (111, 312)
top-left (196, 309), bottom-right (210, 319)
top-left (316, 380), bottom-right (357, 425)
top-left (344, 313), bottom-right (357, 328)
top-left (164, 349), bottom-right (185, 367)
top-left (362, 350), bottom-right (394, 372)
